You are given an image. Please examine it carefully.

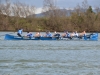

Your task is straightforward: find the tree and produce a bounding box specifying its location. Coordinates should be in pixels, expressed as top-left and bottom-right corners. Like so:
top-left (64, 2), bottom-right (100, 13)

top-left (82, 0), bottom-right (89, 12)
top-left (0, 0), bottom-right (11, 30)
top-left (86, 6), bottom-right (93, 13)
top-left (42, 0), bottom-right (68, 31)
top-left (11, 1), bottom-right (36, 30)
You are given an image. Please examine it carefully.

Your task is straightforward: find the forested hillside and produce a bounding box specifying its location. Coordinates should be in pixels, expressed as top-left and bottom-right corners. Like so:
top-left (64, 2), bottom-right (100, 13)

top-left (0, 0), bottom-right (100, 32)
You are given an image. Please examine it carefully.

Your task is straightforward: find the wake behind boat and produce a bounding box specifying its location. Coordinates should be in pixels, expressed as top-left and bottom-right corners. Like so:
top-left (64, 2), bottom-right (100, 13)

top-left (4, 33), bottom-right (98, 41)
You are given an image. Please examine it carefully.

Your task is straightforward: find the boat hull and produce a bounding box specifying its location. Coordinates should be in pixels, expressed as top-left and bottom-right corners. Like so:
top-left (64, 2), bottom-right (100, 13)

top-left (4, 34), bottom-right (58, 40)
top-left (4, 33), bottom-right (98, 41)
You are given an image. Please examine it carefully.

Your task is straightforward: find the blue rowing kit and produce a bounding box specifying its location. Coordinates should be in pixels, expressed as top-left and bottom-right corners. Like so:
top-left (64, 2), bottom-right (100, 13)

top-left (18, 29), bottom-right (22, 34)
top-left (27, 33), bottom-right (33, 38)
top-left (17, 29), bottom-right (23, 37)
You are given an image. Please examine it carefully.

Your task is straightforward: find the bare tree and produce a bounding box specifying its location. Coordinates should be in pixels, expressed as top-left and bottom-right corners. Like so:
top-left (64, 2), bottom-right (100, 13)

top-left (0, 0), bottom-right (11, 30)
top-left (11, 1), bottom-right (36, 30)
top-left (2, 0), bottom-right (11, 16)
top-left (43, 0), bottom-right (67, 17)
top-left (12, 1), bottom-right (35, 18)
top-left (74, 4), bottom-right (81, 15)
top-left (21, 4), bottom-right (35, 17)
top-left (0, 0), bottom-right (2, 14)
top-left (42, 0), bottom-right (68, 31)
top-left (12, 1), bottom-right (22, 17)
top-left (82, 0), bottom-right (89, 12)
top-left (42, 0), bottom-right (57, 17)
top-left (95, 7), bottom-right (100, 13)
top-left (28, 5), bottom-right (35, 17)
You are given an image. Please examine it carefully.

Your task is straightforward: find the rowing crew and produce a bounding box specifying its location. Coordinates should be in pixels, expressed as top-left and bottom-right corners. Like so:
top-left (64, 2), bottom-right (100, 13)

top-left (17, 29), bottom-right (86, 39)
top-left (17, 29), bottom-right (52, 38)
top-left (17, 29), bottom-right (86, 38)
top-left (62, 31), bottom-right (86, 39)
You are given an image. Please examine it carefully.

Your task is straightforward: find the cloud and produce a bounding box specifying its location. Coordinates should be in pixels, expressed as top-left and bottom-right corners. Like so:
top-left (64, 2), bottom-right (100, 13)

top-left (35, 7), bottom-right (43, 14)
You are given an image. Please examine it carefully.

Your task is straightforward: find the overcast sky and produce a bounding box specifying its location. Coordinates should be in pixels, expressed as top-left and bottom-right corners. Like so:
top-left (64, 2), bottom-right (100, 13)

top-left (1, 0), bottom-right (100, 14)
top-left (10, 0), bottom-right (100, 8)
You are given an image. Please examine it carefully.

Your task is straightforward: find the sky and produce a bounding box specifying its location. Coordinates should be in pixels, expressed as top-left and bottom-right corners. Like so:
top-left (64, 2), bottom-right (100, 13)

top-left (1, 0), bottom-right (100, 14)
top-left (10, 0), bottom-right (100, 8)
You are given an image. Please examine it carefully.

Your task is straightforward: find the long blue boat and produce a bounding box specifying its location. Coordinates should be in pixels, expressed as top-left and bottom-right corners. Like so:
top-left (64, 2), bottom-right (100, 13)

top-left (4, 34), bottom-right (58, 40)
top-left (4, 33), bottom-right (98, 41)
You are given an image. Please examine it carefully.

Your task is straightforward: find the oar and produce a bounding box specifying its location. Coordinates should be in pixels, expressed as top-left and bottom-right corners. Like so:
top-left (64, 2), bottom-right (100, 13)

top-left (0, 32), bottom-right (15, 37)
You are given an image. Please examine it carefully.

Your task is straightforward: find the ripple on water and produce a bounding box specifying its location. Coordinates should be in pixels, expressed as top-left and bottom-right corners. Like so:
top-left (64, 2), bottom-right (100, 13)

top-left (0, 33), bottom-right (100, 75)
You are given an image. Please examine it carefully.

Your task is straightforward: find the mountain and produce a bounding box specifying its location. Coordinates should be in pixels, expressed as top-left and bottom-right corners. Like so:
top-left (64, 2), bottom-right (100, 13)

top-left (27, 8), bottom-right (97, 18)
top-left (27, 8), bottom-right (73, 18)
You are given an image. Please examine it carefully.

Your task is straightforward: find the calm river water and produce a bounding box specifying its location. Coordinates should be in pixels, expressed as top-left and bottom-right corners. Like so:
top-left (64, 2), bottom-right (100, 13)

top-left (0, 32), bottom-right (100, 75)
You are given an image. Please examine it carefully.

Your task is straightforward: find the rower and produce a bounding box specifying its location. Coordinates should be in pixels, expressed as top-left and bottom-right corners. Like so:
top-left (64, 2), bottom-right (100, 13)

top-left (53, 31), bottom-right (60, 37)
top-left (74, 31), bottom-right (78, 37)
top-left (79, 31), bottom-right (86, 37)
top-left (53, 31), bottom-right (61, 39)
top-left (17, 29), bottom-right (23, 37)
top-left (26, 32), bottom-right (33, 38)
top-left (35, 32), bottom-right (41, 37)
top-left (64, 31), bottom-right (70, 38)
top-left (45, 31), bottom-right (52, 37)
top-left (71, 31), bottom-right (79, 38)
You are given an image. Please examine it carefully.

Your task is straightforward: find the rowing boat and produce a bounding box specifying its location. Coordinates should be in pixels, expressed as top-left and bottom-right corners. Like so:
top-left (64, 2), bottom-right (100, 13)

top-left (4, 33), bottom-right (98, 41)
top-left (4, 34), bottom-right (58, 40)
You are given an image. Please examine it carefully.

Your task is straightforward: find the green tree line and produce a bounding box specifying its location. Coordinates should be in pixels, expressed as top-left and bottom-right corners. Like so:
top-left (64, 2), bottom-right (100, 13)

top-left (0, 0), bottom-right (100, 32)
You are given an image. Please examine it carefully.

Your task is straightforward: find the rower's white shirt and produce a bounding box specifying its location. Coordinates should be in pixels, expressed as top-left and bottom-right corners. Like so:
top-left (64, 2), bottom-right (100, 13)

top-left (74, 33), bottom-right (78, 36)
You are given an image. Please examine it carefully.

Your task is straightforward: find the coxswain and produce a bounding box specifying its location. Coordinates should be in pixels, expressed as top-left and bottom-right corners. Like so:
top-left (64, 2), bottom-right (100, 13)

top-left (17, 29), bottom-right (23, 37)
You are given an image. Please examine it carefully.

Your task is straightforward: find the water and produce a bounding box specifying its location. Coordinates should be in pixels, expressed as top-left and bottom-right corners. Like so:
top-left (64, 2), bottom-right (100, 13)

top-left (0, 32), bottom-right (100, 75)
